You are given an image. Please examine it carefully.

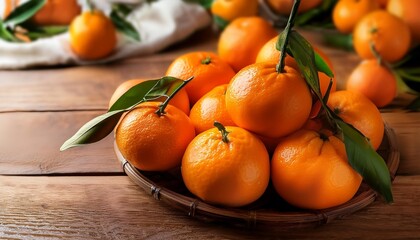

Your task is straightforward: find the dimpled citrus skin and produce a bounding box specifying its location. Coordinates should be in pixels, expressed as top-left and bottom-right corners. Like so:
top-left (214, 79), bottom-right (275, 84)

top-left (166, 52), bottom-right (235, 105)
top-left (182, 126), bottom-right (270, 207)
top-left (272, 129), bottom-right (363, 209)
top-left (327, 90), bottom-right (384, 150)
top-left (69, 10), bottom-right (117, 60)
top-left (116, 102), bottom-right (195, 171)
top-left (225, 62), bottom-right (312, 139)
top-left (189, 84), bottom-right (236, 134)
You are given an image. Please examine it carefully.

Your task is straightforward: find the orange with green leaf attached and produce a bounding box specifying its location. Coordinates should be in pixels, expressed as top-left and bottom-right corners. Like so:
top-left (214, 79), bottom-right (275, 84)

top-left (115, 80), bottom-right (196, 171)
top-left (69, 10), bottom-right (117, 60)
top-left (182, 122), bottom-right (270, 207)
top-left (109, 79), bottom-right (190, 115)
top-left (271, 128), bottom-right (363, 209)
top-left (256, 35), bottom-right (337, 98)
top-left (327, 90), bottom-right (385, 150)
top-left (225, 61), bottom-right (312, 139)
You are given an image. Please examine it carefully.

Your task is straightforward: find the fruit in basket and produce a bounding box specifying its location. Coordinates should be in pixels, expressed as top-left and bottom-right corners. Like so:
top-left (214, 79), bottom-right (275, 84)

top-left (346, 59), bottom-right (397, 108)
top-left (69, 10), bottom-right (117, 60)
top-left (332, 0), bottom-right (379, 34)
top-left (32, 0), bottom-right (81, 26)
top-left (189, 84), bottom-right (236, 134)
top-left (327, 90), bottom-right (385, 150)
top-left (182, 123), bottom-right (270, 207)
top-left (387, 0), bottom-right (420, 42)
top-left (256, 36), bottom-right (336, 97)
top-left (109, 79), bottom-right (190, 115)
top-left (211, 0), bottom-right (259, 22)
top-left (353, 10), bottom-right (411, 62)
top-left (218, 17), bottom-right (278, 72)
top-left (271, 129), bottom-right (362, 210)
top-left (266, 0), bottom-right (322, 15)
top-left (116, 102), bottom-right (195, 171)
top-left (255, 36), bottom-right (298, 69)
top-left (225, 62), bottom-right (312, 138)
top-left (166, 52), bottom-right (235, 105)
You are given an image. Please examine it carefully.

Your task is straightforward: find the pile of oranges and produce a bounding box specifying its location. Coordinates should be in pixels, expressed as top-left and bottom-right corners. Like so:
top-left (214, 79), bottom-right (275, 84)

top-left (112, 15), bottom-right (386, 210)
top-left (333, 0), bottom-right (420, 107)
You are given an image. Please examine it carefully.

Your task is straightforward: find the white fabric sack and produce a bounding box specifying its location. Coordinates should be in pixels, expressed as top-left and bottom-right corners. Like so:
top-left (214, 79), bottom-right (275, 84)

top-left (0, 0), bottom-right (211, 69)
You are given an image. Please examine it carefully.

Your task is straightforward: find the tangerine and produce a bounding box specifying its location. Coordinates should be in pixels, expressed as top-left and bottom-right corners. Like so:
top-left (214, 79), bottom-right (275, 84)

top-left (353, 10), bottom-right (411, 62)
top-left (211, 0), bottom-right (259, 22)
top-left (69, 10), bottom-right (117, 60)
top-left (256, 35), bottom-right (336, 97)
top-left (346, 59), bottom-right (397, 108)
top-left (271, 129), bottom-right (362, 209)
top-left (387, 0), bottom-right (420, 42)
top-left (266, 0), bottom-right (322, 15)
top-left (327, 90), bottom-right (385, 150)
top-left (182, 124), bottom-right (270, 207)
top-left (166, 52), bottom-right (235, 105)
top-left (332, 0), bottom-right (379, 34)
top-left (189, 84), bottom-right (235, 134)
top-left (32, 0), bottom-right (81, 26)
top-left (116, 102), bottom-right (195, 171)
top-left (218, 17), bottom-right (278, 72)
top-left (225, 62), bottom-right (312, 138)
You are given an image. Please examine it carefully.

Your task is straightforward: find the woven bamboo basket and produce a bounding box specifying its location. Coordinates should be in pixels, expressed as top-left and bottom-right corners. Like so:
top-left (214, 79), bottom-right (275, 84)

top-left (114, 124), bottom-right (399, 229)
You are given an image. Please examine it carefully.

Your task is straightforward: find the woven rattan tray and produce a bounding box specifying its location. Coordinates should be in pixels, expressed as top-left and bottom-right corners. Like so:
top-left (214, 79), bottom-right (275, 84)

top-left (114, 124), bottom-right (399, 228)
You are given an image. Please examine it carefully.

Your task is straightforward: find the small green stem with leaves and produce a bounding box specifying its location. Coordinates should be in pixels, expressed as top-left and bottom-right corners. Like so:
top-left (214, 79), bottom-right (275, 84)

top-left (214, 121), bottom-right (230, 143)
top-left (155, 76), bottom-right (193, 116)
top-left (276, 0), bottom-right (301, 73)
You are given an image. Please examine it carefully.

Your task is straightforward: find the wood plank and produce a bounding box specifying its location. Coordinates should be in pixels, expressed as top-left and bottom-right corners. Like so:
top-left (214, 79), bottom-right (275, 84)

top-left (0, 175), bottom-right (419, 239)
top-left (0, 111), bottom-right (119, 175)
top-left (0, 111), bottom-right (419, 175)
top-left (382, 112), bottom-right (420, 176)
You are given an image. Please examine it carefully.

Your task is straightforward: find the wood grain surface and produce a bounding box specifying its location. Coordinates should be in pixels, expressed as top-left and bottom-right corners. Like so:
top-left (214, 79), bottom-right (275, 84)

top-left (0, 27), bottom-right (419, 239)
top-left (1, 176), bottom-right (419, 239)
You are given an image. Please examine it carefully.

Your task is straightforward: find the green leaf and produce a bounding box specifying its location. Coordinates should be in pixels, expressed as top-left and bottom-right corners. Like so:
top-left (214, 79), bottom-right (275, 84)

top-left (213, 15), bottom-right (229, 30)
top-left (183, 0), bottom-right (214, 9)
top-left (109, 76), bottom-right (186, 112)
top-left (24, 25), bottom-right (68, 40)
top-left (315, 51), bottom-right (334, 78)
top-left (405, 96), bottom-right (420, 112)
top-left (60, 110), bottom-right (126, 151)
top-left (110, 9), bottom-right (140, 41)
top-left (4, 0), bottom-right (46, 27)
top-left (112, 3), bottom-right (134, 17)
top-left (336, 119), bottom-right (393, 203)
top-left (287, 30), bottom-right (322, 100)
top-left (0, 20), bottom-right (19, 42)
top-left (61, 76), bottom-right (189, 151)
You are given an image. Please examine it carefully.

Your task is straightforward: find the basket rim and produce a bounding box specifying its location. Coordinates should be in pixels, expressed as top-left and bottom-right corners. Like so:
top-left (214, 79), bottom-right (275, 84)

top-left (114, 123), bottom-right (399, 228)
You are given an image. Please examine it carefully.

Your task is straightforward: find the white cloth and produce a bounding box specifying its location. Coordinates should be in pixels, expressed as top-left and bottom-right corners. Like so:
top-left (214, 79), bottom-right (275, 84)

top-left (0, 0), bottom-right (211, 69)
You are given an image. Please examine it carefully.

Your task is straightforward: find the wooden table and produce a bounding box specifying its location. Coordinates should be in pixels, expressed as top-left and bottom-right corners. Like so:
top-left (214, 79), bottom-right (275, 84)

top-left (1, 28), bottom-right (419, 239)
